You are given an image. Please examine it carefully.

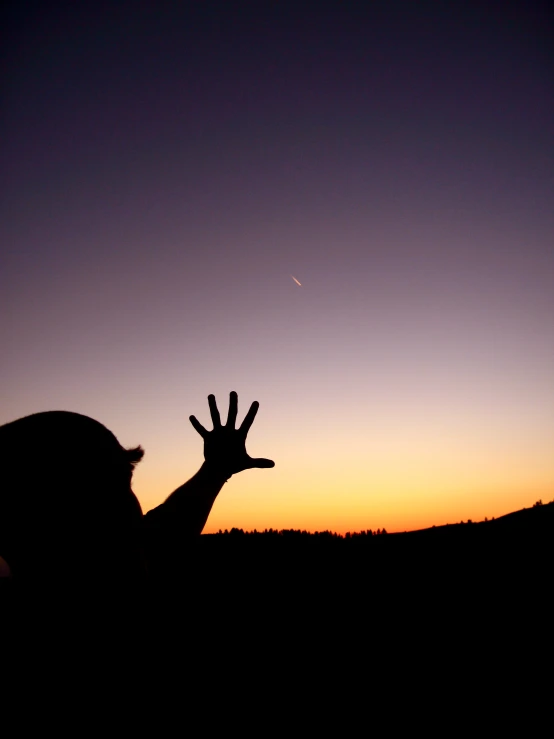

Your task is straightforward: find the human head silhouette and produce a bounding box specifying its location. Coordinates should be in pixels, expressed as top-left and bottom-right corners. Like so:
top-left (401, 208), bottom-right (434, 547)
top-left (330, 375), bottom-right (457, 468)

top-left (0, 411), bottom-right (145, 580)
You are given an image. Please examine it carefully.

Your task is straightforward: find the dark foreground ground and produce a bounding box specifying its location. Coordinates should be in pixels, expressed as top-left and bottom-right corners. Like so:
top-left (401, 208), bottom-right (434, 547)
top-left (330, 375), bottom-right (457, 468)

top-left (143, 501), bottom-right (553, 634)
top-left (2, 503), bottom-right (551, 639)
top-left (1, 504), bottom-right (551, 713)
top-left (2, 501), bottom-right (551, 590)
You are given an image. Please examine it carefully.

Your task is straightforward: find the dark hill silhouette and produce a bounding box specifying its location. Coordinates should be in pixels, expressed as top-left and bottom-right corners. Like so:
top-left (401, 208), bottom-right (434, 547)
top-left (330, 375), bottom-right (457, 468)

top-left (157, 500), bottom-right (553, 608)
top-left (394, 499), bottom-right (554, 539)
top-left (200, 499), bottom-right (554, 543)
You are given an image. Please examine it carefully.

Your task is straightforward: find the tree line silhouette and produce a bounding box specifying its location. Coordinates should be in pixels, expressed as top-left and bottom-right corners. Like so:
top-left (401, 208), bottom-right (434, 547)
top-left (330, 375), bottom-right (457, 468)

top-left (213, 499), bottom-right (553, 539)
top-left (215, 527), bottom-right (388, 537)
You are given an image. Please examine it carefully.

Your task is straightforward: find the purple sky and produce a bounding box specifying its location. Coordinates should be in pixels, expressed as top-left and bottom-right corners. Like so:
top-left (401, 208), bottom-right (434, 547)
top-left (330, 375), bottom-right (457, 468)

top-left (1, 1), bottom-right (553, 531)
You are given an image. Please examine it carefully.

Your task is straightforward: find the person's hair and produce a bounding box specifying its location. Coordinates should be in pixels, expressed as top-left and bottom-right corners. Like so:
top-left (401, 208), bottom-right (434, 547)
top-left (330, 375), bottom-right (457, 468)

top-left (0, 410), bottom-right (143, 483)
top-left (125, 445), bottom-right (145, 468)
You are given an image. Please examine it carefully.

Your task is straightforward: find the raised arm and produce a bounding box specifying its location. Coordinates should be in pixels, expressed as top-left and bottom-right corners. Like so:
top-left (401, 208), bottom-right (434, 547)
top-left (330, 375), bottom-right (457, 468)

top-left (143, 392), bottom-right (274, 542)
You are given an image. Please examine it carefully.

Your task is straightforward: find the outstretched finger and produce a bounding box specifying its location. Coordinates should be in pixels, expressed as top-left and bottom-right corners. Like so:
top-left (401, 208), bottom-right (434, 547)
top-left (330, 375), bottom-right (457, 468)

top-left (249, 457), bottom-right (275, 469)
top-left (226, 390), bottom-right (238, 428)
top-left (189, 415), bottom-right (208, 438)
top-left (208, 394), bottom-right (221, 428)
top-left (239, 400), bottom-right (259, 435)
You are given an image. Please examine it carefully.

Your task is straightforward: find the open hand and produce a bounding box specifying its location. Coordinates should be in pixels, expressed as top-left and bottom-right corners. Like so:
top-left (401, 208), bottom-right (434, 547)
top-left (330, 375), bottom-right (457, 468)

top-left (189, 392), bottom-right (275, 479)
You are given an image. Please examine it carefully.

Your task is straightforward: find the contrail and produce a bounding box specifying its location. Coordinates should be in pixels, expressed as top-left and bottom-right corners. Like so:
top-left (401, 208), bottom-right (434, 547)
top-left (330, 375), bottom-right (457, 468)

top-left (291, 275), bottom-right (302, 286)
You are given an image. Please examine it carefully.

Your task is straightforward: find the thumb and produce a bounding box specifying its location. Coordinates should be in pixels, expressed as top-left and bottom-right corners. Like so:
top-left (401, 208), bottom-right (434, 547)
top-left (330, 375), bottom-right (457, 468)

top-left (249, 457), bottom-right (275, 469)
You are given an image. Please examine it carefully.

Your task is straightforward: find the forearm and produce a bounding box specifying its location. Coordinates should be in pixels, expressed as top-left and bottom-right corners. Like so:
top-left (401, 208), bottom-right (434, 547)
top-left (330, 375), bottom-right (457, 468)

top-left (144, 462), bottom-right (229, 537)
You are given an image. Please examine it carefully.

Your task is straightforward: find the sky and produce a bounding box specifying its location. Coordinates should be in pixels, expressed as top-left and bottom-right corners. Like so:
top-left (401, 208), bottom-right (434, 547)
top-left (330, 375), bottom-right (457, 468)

top-left (1, 0), bottom-right (553, 534)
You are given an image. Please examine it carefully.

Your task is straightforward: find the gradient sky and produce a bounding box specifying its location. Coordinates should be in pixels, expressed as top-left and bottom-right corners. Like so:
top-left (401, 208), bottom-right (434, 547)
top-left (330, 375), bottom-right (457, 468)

top-left (1, 0), bottom-right (553, 534)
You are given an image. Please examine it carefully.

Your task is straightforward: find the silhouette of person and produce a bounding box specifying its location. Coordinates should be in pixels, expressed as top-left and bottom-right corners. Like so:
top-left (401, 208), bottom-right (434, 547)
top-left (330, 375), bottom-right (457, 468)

top-left (0, 392), bottom-right (274, 581)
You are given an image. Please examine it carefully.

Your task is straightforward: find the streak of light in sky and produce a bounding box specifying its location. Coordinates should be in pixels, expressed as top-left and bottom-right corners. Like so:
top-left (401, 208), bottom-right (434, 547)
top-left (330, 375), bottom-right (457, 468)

top-left (291, 275), bottom-right (302, 287)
